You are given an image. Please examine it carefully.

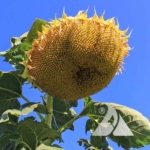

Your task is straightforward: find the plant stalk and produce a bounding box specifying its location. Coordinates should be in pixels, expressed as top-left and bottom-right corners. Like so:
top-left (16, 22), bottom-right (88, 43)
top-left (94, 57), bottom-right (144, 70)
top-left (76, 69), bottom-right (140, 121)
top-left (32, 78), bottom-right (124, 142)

top-left (58, 114), bottom-right (80, 133)
top-left (44, 95), bottom-right (54, 146)
top-left (45, 95), bottom-right (53, 128)
top-left (58, 98), bottom-right (92, 133)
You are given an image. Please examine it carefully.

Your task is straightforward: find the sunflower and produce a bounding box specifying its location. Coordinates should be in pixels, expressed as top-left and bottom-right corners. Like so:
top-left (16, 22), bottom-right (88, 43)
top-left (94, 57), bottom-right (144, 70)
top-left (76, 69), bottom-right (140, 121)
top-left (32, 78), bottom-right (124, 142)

top-left (21, 10), bottom-right (131, 101)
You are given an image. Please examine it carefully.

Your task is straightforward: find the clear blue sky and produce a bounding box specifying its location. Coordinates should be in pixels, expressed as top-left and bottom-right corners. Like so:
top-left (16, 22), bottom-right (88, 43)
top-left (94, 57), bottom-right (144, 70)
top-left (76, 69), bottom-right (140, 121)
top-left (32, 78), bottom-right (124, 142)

top-left (0, 0), bottom-right (150, 150)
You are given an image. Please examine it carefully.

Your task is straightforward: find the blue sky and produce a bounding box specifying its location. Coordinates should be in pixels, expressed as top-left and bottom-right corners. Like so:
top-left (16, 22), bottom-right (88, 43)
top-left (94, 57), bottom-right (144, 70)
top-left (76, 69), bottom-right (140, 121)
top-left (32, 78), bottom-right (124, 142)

top-left (0, 0), bottom-right (150, 150)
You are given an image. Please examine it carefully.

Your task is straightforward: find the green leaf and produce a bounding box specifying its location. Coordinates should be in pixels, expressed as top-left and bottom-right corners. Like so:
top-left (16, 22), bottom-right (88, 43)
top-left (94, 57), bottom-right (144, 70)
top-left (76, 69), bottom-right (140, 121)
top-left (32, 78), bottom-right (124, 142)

top-left (85, 119), bottom-right (97, 134)
top-left (7, 113), bottom-right (19, 123)
top-left (34, 103), bottom-right (49, 114)
top-left (0, 123), bottom-right (16, 135)
top-left (35, 103), bottom-right (49, 114)
top-left (0, 19), bottom-right (47, 76)
top-left (26, 18), bottom-right (47, 43)
top-left (3, 142), bottom-right (16, 150)
top-left (0, 103), bottom-right (38, 123)
top-left (0, 133), bottom-right (19, 149)
top-left (0, 32), bottom-right (30, 75)
top-left (82, 99), bottom-right (150, 149)
top-left (85, 120), bottom-right (111, 149)
top-left (0, 71), bottom-right (21, 116)
top-left (52, 97), bottom-right (77, 130)
top-left (15, 144), bottom-right (30, 150)
top-left (90, 136), bottom-right (103, 149)
top-left (81, 97), bottom-right (102, 118)
top-left (0, 43), bottom-right (30, 75)
top-left (16, 118), bottom-right (60, 150)
top-left (0, 123), bottom-right (10, 134)
top-left (52, 144), bottom-right (63, 148)
top-left (21, 103), bottom-right (39, 115)
top-left (77, 139), bottom-right (98, 150)
top-left (11, 71), bottom-right (26, 85)
top-left (36, 144), bottom-right (64, 150)
top-left (69, 100), bottom-right (78, 107)
top-left (84, 97), bottom-right (93, 107)
top-left (106, 103), bottom-right (150, 149)
top-left (21, 102), bottom-right (49, 114)
top-left (11, 32), bottom-right (28, 46)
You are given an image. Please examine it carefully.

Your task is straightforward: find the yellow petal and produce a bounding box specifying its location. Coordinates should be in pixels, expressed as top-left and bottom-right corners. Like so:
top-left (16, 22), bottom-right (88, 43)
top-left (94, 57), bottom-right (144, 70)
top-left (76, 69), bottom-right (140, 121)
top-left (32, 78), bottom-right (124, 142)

top-left (42, 25), bottom-right (49, 34)
top-left (99, 11), bottom-right (105, 23)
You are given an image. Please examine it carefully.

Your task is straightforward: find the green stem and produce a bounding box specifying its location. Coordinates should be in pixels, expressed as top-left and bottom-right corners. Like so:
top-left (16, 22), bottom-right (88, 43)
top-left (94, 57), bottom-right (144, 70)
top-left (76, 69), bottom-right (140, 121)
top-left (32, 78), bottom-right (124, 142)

top-left (58, 114), bottom-right (81, 133)
top-left (37, 112), bottom-right (45, 122)
top-left (45, 95), bottom-right (53, 128)
top-left (21, 95), bottom-right (30, 103)
top-left (21, 94), bottom-right (45, 121)
top-left (58, 98), bottom-right (91, 133)
top-left (44, 95), bottom-right (53, 146)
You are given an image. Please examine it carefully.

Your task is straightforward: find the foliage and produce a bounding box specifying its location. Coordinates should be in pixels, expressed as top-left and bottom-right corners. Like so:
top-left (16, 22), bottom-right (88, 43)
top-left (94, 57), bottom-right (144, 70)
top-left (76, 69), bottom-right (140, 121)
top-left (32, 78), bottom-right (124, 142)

top-left (0, 18), bottom-right (150, 150)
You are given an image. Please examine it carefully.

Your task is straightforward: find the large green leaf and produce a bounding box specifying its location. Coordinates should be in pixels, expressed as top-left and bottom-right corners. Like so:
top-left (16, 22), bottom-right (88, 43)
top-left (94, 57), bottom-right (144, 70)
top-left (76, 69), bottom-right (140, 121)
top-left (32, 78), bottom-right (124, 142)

top-left (106, 103), bottom-right (150, 149)
top-left (11, 71), bottom-right (26, 85)
top-left (16, 118), bottom-right (60, 150)
top-left (0, 123), bottom-right (16, 134)
top-left (2, 142), bottom-right (16, 150)
top-left (52, 97), bottom-right (77, 130)
top-left (0, 71), bottom-right (21, 116)
top-left (0, 132), bottom-right (19, 149)
top-left (82, 98), bottom-right (150, 149)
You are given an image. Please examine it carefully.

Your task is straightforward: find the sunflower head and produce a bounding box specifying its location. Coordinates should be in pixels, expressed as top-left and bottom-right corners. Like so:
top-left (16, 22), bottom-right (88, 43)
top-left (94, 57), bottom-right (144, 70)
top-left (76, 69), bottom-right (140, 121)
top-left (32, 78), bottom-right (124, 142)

top-left (21, 10), bottom-right (131, 101)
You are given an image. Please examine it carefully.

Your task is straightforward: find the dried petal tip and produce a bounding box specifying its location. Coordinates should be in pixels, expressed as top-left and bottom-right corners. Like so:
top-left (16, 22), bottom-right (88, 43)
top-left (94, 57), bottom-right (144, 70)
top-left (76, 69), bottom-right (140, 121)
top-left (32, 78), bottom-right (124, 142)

top-left (120, 27), bottom-right (129, 35)
top-left (92, 7), bottom-right (99, 20)
top-left (62, 7), bottom-right (67, 19)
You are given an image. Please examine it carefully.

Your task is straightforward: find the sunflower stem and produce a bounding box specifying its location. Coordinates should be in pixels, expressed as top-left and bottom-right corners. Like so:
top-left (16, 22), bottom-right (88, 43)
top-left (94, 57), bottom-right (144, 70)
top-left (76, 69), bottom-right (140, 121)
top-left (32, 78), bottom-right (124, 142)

top-left (45, 95), bottom-right (53, 128)
top-left (44, 95), bottom-right (53, 146)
